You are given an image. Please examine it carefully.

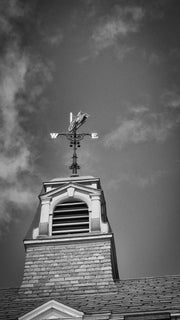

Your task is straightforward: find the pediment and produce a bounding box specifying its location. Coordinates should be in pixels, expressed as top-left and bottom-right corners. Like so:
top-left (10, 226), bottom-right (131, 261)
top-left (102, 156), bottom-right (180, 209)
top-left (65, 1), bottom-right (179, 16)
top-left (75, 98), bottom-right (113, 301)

top-left (19, 300), bottom-right (84, 320)
top-left (40, 182), bottom-right (100, 201)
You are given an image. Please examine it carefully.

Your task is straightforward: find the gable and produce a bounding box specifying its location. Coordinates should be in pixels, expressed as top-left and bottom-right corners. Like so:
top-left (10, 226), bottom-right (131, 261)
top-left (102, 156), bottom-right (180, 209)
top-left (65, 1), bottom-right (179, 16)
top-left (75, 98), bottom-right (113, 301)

top-left (40, 182), bottom-right (101, 200)
top-left (19, 300), bottom-right (84, 320)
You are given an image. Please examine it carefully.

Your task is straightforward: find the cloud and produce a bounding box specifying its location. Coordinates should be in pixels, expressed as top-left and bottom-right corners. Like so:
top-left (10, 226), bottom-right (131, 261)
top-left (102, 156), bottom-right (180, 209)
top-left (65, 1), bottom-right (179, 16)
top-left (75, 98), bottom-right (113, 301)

top-left (43, 29), bottom-right (64, 47)
top-left (0, 0), bottom-right (25, 34)
top-left (161, 90), bottom-right (180, 109)
top-left (105, 169), bottom-right (168, 190)
top-left (142, 50), bottom-right (162, 65)
top-left (104, 103), bottom-right (180, 150)
top-left (0, 148), bottom-right (31, 182)
top-left (0, 1), bottom-right (53, 226)
top-left (128, 105), bottom-right (149, 115)
top-left (115, 45), bottom-right (134, 61)
top-left (78, 148), bottom-right (99, 174)
top-left (148, 52), bottom-right (161, 65)
top-left (91, 5), bottom-right (144, 55)
top-left (47, 33), bottom-right (63, 46)
top-left (0, 184), bottom-right (35, 223)
top-left (0, 47), bottom-right (34, 223)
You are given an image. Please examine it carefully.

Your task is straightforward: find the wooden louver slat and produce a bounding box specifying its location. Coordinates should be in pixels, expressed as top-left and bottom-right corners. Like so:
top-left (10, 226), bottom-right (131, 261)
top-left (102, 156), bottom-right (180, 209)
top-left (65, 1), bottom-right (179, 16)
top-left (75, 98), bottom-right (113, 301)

top-left (52, 199), bottom-right (89, 236)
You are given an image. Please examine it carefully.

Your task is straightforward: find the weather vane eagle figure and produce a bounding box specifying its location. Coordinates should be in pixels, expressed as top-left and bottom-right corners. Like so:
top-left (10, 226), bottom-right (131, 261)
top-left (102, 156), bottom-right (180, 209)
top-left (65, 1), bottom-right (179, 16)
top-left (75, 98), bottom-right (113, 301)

top-left (68, 111), bottom-right (89, 132)
top-left (50, 111), bottom-right (98, 176)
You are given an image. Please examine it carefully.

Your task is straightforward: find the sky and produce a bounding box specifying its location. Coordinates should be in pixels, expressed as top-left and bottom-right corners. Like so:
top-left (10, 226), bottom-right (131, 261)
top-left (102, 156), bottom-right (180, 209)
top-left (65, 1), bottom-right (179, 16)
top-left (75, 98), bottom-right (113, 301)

top-left (0, 0), bottom-right (180, 288)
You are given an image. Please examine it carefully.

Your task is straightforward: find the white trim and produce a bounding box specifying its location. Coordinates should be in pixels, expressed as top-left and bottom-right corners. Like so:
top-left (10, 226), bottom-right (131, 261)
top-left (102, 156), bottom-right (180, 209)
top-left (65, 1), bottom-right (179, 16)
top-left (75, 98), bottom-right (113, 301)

top-left (25, 233), bottom-right (112, 245)
top-left (50, 190), bottom-right (92, 214)
top-left (49, 213), bottom-right (53, 237)
top-left (44, 177), bottom-right (100, 186)
top-left (67, 187), bottom-right (75, 197)
top-left (120, 310), bottom-right (173, 317)
top-left (40, 182), bottom-right (101, 199)
top-left (84, 313), bottom-right (113, 320)
top-left (19, 300), bottom-right (84, 320)
top-left (171, 313), bottom-right (180, 318)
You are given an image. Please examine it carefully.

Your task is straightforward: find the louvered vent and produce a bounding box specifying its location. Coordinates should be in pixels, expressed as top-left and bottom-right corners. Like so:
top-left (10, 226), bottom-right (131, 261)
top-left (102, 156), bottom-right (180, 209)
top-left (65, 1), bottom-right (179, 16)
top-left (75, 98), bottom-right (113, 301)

top-left (52, 198), bottom-right (89, 236)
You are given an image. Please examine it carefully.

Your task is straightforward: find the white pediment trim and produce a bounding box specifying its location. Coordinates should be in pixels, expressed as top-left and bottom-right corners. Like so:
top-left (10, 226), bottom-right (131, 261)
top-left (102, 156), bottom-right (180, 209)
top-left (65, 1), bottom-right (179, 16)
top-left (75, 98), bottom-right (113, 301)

top-left (19, 299), bottom-right (84, 320)
top-left (40, 182), bottom-right (101, 200)
top-left (39, 183), bottom-right (101, 199)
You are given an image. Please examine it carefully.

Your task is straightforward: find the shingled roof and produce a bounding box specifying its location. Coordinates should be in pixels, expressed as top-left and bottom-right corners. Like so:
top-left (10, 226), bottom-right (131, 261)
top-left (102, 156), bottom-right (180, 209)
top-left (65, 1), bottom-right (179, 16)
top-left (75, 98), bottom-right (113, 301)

top-left (1, 275), bottom-right (180, 320)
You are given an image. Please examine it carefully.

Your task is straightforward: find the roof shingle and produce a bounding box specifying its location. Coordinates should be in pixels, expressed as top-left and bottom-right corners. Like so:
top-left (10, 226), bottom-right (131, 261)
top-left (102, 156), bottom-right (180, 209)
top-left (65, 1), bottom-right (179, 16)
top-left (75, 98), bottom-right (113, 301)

top-left (1, 275), bottom-right (180, 320)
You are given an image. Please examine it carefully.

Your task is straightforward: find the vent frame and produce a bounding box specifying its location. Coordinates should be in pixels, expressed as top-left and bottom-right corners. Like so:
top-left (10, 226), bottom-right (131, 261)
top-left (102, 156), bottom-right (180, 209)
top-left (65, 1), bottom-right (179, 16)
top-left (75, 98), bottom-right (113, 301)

top-left (52, 198), bottom-right (89, 236)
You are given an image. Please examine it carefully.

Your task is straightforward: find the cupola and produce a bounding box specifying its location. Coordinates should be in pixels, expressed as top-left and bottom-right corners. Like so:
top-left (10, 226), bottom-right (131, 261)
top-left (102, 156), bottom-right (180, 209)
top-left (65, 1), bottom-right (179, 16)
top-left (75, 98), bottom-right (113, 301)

top-left (20, 175), bottom-right (119, 297)
top-left (32, 175), bottom-right (110, 239)
top-left (19, 113), bottom-right (119, 298)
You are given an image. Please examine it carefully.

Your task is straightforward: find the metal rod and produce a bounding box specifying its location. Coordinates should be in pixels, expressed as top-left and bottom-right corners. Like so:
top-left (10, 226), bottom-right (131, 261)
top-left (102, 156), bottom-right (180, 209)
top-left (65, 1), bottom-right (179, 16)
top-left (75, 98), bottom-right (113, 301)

top-left (72, 128), bottom-right (78, 175)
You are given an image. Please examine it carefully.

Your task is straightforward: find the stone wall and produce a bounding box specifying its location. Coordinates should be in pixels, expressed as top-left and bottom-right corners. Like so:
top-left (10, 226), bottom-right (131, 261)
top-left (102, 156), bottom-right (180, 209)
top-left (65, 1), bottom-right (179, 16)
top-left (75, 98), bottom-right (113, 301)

top-left (19, 234), bottom-right (118, 297)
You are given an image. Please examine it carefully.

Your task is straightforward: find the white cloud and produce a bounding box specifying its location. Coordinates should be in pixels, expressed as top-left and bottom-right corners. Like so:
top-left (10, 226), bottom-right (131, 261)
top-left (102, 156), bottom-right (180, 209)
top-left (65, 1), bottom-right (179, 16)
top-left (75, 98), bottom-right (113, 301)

top-left (0, 181), bottom-right (37, 224)
top-left (2, 185), bottom-right (34, 207)
top-left (0, 0), bottom-right (53, 225)
top-left (0, 49), bottom-right (28, 139)
top-left (0, 47), bottom-right (33, 222)
top-left (91, 5), bottom-right (144, 54)
top-left (128, 105), bottom-right (149, 114)
top-left (104, 105), bottom-right (179, 150)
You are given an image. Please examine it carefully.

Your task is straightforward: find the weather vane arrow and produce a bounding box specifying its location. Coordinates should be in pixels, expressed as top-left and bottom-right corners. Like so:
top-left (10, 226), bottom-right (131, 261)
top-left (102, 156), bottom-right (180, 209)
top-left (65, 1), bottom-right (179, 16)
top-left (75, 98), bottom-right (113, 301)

top-left (50, 111), bottom-right (98, 176)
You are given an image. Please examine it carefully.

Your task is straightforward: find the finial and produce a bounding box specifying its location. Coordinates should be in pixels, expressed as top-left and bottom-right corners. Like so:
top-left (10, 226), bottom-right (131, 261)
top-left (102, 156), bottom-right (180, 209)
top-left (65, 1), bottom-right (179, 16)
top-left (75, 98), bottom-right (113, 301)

top-left (50, 112), bottom-right (98, 176)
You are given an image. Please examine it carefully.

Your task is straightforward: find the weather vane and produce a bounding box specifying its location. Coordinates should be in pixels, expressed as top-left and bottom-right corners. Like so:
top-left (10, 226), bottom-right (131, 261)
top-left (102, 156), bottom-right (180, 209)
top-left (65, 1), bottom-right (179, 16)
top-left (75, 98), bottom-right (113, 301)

top-left (50, 111), bottom-right (98, 176)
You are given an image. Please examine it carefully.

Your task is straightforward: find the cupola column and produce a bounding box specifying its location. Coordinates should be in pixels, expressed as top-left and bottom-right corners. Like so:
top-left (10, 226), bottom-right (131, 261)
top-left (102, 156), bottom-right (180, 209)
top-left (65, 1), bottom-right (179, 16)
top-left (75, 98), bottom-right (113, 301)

top-left (39, 198), bottom-right (51, 236)
top-left (90, 194), bottom-right (101, 232)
